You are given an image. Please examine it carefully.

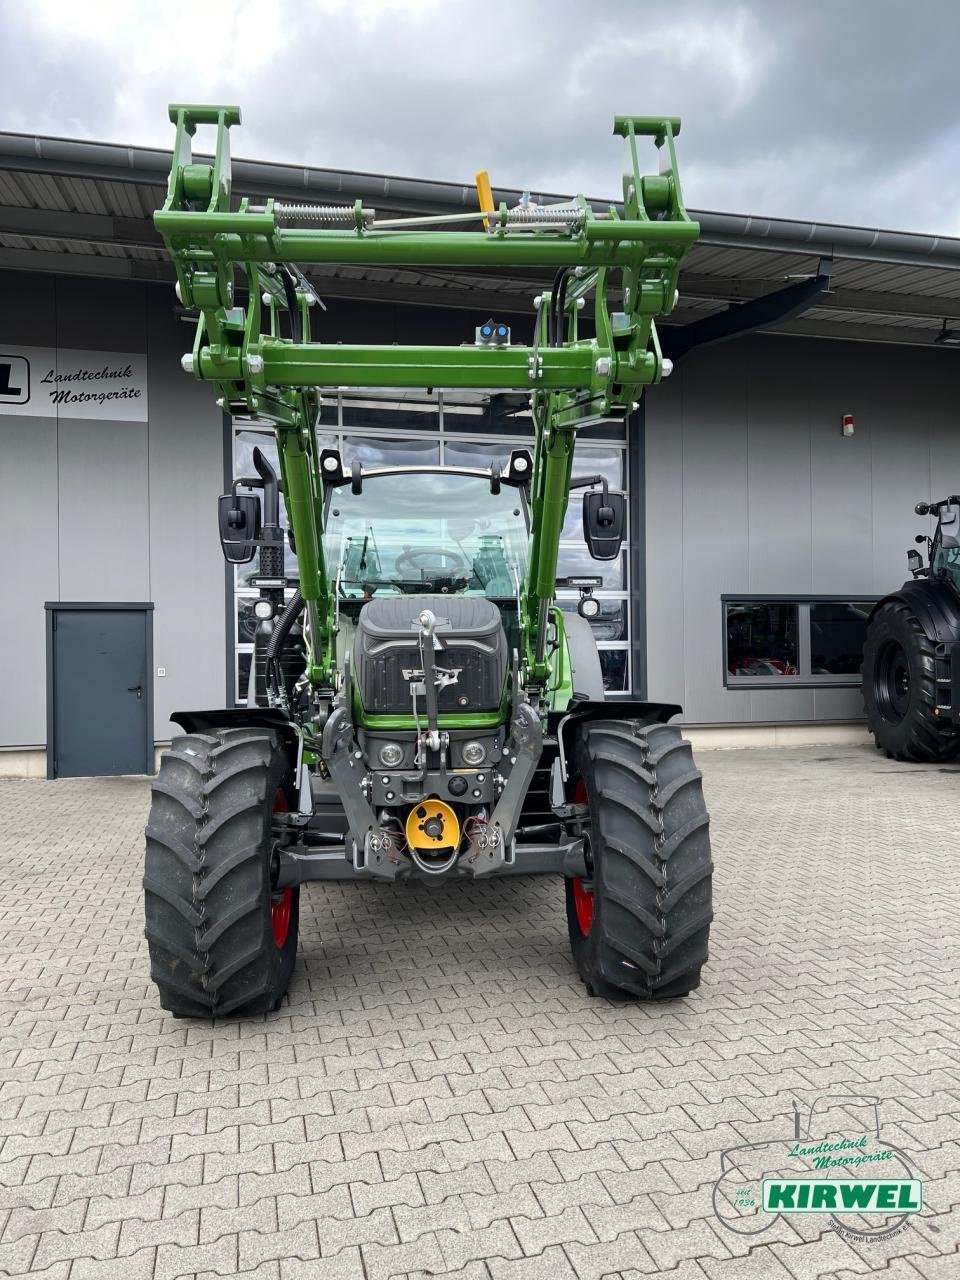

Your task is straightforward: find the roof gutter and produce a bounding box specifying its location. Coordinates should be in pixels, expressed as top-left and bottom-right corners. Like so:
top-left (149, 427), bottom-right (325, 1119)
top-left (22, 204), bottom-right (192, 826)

top-left (2, 130), bottom-right (960, 271)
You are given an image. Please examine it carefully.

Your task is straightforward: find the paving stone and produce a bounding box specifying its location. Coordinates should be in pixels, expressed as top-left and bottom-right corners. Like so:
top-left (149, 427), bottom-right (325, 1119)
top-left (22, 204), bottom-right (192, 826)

top-left (360, 1231), bottom-right (447, 1279)
top-left (489, 1243), bottom-right (579, 1279)
top-left (562, 1231), bottom-right (659, 1278)
top-left (1, 747), bottom-right (959, 1278)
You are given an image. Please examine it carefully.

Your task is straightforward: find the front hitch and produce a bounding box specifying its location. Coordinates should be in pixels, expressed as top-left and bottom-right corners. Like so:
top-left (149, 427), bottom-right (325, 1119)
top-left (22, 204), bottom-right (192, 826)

top-left (461, 700), bottom-right (543, 877)
top-left (321, 704), bottom-right (402, 880)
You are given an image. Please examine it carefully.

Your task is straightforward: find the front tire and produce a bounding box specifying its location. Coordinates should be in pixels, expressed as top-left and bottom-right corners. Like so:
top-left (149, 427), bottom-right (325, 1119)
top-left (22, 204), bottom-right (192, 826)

top-left (144, 728), bottom-right (300, 1017)
top-left (565, 719), bottom-right (712, 999)
top-left (862, 600), bottom-right (960, 762)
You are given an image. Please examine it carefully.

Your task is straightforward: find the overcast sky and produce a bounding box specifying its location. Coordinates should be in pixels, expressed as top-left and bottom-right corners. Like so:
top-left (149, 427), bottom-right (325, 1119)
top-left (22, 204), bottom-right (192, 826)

top-left (2, 0), bottom-right (959, 234)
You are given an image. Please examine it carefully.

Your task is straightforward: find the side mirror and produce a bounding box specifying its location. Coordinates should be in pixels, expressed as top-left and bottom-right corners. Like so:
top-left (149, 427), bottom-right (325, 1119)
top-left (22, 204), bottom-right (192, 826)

top-left (218, 492), bottom-right (261, 563)
top-left (907, 548), bottom-right (924, 578)
top-left (583, 486), bottom-right (626, 560)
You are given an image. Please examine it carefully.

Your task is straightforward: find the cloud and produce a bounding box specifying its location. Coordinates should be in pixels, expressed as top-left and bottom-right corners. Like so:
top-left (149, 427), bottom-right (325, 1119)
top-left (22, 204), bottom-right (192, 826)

top-left (2, 0), bottom-right (959, 233)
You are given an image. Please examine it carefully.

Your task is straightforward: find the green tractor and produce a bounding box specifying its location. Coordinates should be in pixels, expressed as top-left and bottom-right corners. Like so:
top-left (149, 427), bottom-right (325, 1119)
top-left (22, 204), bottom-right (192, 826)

top-left (862, 496), bottom-right (960, 761)
top-left (144, 105), bottom-right (713, 1016)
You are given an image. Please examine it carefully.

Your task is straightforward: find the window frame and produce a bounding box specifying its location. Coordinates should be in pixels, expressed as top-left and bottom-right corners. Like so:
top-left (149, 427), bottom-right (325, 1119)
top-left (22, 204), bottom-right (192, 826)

top-left (722, 594), bottom-right (881, 690)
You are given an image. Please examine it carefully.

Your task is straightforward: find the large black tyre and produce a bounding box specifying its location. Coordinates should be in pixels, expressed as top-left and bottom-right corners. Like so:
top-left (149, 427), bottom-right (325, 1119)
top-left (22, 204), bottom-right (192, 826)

top-left (862, 600), bottom-right (960, 762)
top-left (565, 719), bottom-right (712, 1000)
top-left (144, 728), bottom-right (300, 1017)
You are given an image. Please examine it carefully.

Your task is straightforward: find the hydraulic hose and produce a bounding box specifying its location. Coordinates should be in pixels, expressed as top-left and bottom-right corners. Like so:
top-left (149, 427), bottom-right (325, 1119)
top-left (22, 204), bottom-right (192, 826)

top-left (266, 589), bottom-right (305, 706)
top-left (281, 268), bottom-right (302, 343)
top-left (550, 267), bottom-right (572, 347)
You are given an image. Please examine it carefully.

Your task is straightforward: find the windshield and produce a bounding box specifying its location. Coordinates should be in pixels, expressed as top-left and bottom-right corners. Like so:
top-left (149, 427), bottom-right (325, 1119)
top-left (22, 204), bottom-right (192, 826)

top-left (324, 470), bottom-right (528, 600)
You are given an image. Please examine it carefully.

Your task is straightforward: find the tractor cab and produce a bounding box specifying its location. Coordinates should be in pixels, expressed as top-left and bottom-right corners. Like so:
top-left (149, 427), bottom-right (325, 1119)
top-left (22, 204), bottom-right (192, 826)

top-left (925, 498), bottom-right (960, 595)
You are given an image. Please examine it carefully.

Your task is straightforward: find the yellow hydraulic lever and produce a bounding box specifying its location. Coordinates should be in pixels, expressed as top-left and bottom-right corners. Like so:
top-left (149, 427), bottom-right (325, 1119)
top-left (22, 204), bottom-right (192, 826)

top-left (475, 170), bottom-right (494, 229)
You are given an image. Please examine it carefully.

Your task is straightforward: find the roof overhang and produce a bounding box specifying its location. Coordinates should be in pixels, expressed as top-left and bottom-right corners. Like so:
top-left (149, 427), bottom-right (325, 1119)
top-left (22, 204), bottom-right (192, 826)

top-left (2, 129), bottom-right (960, 348)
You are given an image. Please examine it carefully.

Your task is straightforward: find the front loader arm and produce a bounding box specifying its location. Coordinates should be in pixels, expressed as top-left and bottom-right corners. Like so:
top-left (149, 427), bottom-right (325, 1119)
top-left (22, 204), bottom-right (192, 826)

top-left (156, 105), bottom-right (697, 693)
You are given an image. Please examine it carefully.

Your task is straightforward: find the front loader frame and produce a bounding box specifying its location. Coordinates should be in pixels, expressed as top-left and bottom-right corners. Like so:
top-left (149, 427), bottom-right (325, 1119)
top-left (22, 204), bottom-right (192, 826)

top-left (156, 105), bottom-right (698, 693)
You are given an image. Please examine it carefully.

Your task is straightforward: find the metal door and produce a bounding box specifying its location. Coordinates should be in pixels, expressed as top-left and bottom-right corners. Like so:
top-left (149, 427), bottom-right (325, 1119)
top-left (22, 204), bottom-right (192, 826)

top-left (46, 604), bottom-right (153, 777)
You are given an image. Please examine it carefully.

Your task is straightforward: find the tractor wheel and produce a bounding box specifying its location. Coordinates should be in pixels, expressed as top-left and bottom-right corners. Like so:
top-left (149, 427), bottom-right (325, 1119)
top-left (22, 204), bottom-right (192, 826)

top-left (144, 728), bottom-right (300, 1017)
top-left (862, 600), bottom-right (960, 762)
top-left (564, 719), bottom-right (712, 1000)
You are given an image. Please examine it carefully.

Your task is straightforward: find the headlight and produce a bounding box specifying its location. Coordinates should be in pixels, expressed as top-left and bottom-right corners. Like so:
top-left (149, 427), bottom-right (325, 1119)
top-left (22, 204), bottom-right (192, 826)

top-left (253, 599), bottom-right (275, 620)
top-left (461, 740), bottom-right (486, 766)
top-left (578, 595), bottom-right (601, 620)
top-left (378, 742), bottom-right (404, 768)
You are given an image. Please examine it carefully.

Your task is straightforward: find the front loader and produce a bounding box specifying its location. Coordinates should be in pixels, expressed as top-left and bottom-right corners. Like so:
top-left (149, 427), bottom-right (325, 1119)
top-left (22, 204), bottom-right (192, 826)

top-left (144, 104), bottom-right (713, 1016)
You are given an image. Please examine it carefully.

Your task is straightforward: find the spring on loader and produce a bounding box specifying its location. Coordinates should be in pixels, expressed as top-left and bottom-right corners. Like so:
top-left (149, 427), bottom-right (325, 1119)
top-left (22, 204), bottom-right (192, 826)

top-left (273, 202), bottom-right (375, 227)
top-left (503, 204), bottom-right (584, 226)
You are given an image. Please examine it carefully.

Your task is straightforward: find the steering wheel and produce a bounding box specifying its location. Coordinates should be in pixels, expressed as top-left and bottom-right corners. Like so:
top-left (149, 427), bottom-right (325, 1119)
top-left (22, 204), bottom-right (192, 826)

top-left (394, 546), bottom-right (466, 578)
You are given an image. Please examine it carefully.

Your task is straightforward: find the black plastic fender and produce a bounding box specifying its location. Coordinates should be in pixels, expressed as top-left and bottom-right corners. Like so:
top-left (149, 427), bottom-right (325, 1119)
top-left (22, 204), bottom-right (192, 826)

top-left (170, 708), bottom-right (300, 764)
top-left (561, 612), bottom-right (605, 700)
top-left (869, 578), bottom-right (960, 645)
top-left (550, 699), bottom-right (682, 780)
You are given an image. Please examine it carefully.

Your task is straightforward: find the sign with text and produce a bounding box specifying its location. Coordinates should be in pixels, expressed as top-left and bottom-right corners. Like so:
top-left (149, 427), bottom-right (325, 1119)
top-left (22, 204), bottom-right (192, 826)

top-left (0, 347), bottom-right (147, 421)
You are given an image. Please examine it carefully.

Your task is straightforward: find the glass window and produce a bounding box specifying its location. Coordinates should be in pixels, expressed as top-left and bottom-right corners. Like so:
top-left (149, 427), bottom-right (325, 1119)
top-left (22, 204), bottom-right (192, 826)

top-left (599, 649), bottom-right (629, 692)
top-left (809, 601), bottom-right (873, 676)
top-left (442, 394), bottom-right (535, 438)
top-left (325, 469), bottom-right (528, 600)
top-left (342, 435), bottom-right (440, 467)
top-left (341, 393), bottom-right (440, 434)
top-left (236, 597), bottom-right (259, 645)
top-left (557, 544), bottom-right (626, 589)
top-left (726, 602), bottom-right (799, 678)
top-left (236, 651), bottom-right (252, 704)
top-left (443, 439), bottom-right (520, 469)
top-left (724, 597), bottom-right (880, 686)
top-left (234, 429), bottom-right (337, 478)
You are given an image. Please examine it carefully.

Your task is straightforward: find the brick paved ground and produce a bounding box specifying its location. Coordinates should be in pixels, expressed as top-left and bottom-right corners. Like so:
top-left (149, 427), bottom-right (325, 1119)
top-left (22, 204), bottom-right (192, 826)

top-left (1, 743), bottom-right (958, 1279)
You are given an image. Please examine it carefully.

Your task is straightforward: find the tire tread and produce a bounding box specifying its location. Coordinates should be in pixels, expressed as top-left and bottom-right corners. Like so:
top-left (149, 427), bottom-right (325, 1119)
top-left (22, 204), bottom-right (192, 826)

top-left (143, 728), bottom-right (299, 1018)
top-left (566, 718), bottom-right (712, 1000)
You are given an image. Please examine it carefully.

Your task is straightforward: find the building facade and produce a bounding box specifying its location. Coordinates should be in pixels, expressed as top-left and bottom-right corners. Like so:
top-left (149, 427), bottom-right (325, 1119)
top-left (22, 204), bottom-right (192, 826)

top-left (3, 132), bottom-right (960, 774)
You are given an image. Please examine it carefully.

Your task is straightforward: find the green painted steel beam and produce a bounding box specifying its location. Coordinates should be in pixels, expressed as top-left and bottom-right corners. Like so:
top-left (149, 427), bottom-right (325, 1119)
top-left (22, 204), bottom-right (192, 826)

top-left (200, 341), bottom-right (642, 392)
top-left (156, 217), bottom-right (697, 267)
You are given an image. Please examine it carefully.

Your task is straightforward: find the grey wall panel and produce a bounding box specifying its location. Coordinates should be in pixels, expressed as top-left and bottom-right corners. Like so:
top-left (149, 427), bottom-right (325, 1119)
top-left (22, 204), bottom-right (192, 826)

top-left (930, 393), bottom-right (960, 494)
top-left (813, 686), bottom-right (865, 720)
top-left (678, 344), bottom-right (750, 723)
top-left (748, 687), bottom-right (815, 722)
top-left (746, 355), bottom-right (812, 594)
top-left (645, 332), bottom-right (960, 725)
top-left (3, 277), bottom-right (57, 746)
top-left (809, 345), bottom-right (874, 593)
top-left (57, 420), bottom-right (150, 600)
top-left (643, 375), bottom-right (685, 707)
top-left (4, 417), bottom-right (59, 746)
top-left (0, 274), bottom-right (56, 347)
top-left (865, 354), bottom-right (933, 593)
top-left (55, 278), bottom-right (147, 352)
top-left (146, 288), bottom-right (226, 741)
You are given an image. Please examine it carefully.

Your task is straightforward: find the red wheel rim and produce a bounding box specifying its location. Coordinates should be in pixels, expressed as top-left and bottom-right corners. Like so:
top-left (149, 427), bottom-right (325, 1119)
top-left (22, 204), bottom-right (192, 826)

top-left (572, 778), bottom-right (593, 936)
top-left (272, 789), bottom-right (292, 948)
top-left (572, 877), bottom-right (594, 936)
